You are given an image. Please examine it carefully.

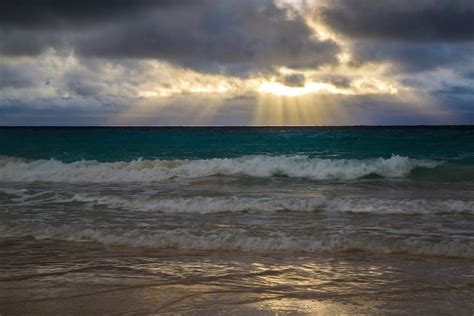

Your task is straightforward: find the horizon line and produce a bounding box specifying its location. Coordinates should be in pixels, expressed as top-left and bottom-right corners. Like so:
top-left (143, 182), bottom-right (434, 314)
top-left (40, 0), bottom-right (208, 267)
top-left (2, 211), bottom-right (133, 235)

top-left (1, 124), bottom-right (474, 128)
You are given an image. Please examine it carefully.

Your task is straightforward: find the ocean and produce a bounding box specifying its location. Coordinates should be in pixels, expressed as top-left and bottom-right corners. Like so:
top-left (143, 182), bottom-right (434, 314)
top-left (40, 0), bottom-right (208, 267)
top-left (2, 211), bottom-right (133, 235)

top-left (1, 127), bottom-right (473, 314)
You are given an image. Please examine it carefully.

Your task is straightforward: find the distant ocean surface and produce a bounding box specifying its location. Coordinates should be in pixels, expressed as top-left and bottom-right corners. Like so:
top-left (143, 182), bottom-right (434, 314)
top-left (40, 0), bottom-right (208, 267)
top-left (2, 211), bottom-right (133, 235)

top-left (1, 127), bottom-right (473, 313)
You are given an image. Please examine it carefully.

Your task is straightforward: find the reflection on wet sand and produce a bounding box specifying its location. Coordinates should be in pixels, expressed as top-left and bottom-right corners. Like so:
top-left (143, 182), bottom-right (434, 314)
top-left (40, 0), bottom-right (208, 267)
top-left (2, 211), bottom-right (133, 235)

top-left (0, 239), bottom-right (472, 314)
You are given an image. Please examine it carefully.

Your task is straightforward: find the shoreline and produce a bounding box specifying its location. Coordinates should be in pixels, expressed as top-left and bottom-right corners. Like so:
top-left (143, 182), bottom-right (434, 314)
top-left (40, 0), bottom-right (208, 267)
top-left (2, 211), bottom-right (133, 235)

top-left (1, 238), bottom-right (473, 314)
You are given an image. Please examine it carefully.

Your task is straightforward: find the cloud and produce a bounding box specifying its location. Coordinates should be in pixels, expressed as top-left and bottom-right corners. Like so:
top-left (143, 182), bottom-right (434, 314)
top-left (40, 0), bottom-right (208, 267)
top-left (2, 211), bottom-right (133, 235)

top-left (0, 64), bottom-right (36, 89)
top-left (0, 1), bottom-right (340, 75)
top-left (0, 0), bottom-right (172, 29)
top-left (317, 0), bottom-right (474, 78)
top-left (434, 85), bottom-right (474, 95)
top-left (320, 0), bottom-right (474, 42)
top-left (282, 74), bottom-right (306, 87)
top-left (0, 0), bottom-right (473, 125)
top-left (351, 42), bottom-right (474, 72)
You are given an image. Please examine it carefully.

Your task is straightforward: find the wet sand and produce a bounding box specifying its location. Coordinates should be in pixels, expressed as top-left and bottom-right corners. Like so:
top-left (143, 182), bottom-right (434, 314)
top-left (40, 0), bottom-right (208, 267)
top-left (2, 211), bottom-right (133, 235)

top-left (1, 238), bottom-right (473, 315)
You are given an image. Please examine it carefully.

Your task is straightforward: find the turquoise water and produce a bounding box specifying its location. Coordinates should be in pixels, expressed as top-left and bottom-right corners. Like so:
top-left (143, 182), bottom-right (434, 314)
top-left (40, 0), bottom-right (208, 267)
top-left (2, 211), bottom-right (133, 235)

top-left (2, 127), bottom-right (474, 162)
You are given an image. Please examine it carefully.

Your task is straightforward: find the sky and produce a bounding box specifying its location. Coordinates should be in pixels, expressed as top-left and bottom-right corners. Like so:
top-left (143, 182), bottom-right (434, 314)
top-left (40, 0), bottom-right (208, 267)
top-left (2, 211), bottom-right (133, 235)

top-left (0, 0), bottom-right (473, 125)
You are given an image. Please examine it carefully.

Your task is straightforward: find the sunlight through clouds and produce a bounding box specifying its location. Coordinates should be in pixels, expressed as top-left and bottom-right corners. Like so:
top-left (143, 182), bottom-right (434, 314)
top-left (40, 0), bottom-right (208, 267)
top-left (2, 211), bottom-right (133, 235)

top-left (1, 0), bottom-right (471, 125)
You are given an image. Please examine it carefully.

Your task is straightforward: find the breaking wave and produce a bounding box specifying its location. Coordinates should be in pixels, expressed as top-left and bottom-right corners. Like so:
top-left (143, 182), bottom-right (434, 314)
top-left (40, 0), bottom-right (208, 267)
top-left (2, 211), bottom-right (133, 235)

top-left (0, 154), bottom-right (439, 182)
top-left (59, 194), bottom-right (474, 215)
top-left (2, 187), bottom-right (473, 214)
top-left (0, 224), bottom-right (472, 258)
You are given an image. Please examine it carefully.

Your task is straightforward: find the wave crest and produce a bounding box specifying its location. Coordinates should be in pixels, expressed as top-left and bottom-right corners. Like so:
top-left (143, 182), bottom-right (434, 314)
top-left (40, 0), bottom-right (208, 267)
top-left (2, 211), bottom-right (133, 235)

top-left (69, 194), bottom-right (474, 215)
top-left (2, 188), bottom-right (473, 214)
top-left (0, 155), bottom-right (439, 182)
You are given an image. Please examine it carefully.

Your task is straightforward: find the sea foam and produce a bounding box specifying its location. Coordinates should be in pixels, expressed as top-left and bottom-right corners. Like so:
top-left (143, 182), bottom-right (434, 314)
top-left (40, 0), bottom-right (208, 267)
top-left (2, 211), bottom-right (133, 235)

top-left (0, 154), bottom-right (439, 182)
top-left (69, 194), bottom-right (474, 215)
top-left (2, 188), bottom-right (473, 215)
top-left (1, 224), bottom-right (472, 258)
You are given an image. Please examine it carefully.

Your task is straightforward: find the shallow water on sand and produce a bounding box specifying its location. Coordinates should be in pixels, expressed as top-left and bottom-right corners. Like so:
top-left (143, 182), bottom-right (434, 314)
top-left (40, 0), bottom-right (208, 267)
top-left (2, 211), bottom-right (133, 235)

top-left (0, 239), bottom-right (473, 314)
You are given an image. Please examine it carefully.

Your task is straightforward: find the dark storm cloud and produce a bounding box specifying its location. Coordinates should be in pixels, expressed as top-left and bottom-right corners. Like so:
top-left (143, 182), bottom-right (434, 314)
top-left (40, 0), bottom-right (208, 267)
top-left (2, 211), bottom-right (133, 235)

top-left (318, 0), bottom-right (474, 76)
top-left (320, 0), bottom-right (474, 42)
top-left (0, 30), bottom-right (67, 57)
top-left (77, 2), bottom-right (339, 72)
top-left (0, 1), bottom-right (339, 74)
top-left (351, 42), bottom-right (474, 72)
top-left (0, 0), bottom-right (180, 29)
